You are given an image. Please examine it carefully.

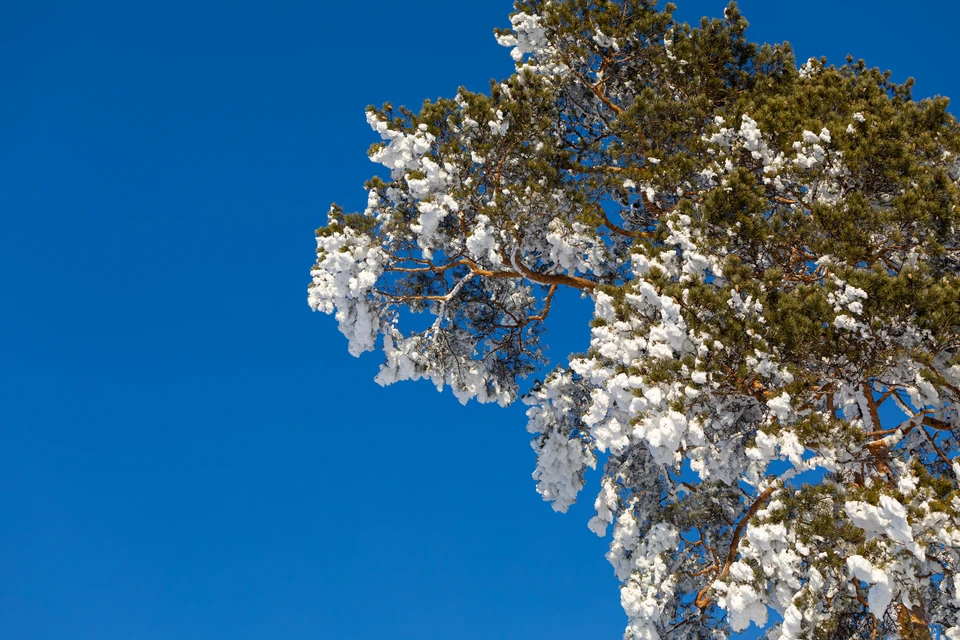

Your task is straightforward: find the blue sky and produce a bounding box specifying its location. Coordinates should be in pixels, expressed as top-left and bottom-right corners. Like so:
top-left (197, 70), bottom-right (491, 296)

top-left (1, 1), bottom-right (958, 638)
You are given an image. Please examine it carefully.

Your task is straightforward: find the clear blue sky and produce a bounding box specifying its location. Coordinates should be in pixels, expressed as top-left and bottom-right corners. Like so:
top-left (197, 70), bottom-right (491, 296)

top-left (1, 2), bottom-right (957, 638)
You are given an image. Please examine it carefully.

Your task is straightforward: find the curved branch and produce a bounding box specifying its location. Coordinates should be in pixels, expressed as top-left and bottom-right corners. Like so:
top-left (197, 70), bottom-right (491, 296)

top-left (695, 486), bottom-right (775, 610)
top-left (509, 248), bottom-right (598, 291)
top-left (599, 207), bottom-right (654, 239)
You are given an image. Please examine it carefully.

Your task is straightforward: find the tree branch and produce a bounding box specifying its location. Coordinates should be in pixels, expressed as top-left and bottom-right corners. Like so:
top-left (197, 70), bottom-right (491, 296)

top-left (695, 486), bottom-right (775, 609)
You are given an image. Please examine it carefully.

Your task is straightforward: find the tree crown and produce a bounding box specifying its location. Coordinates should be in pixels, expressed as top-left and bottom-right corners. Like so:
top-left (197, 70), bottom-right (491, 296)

top-left (309, 2), bottom-right (960, 637)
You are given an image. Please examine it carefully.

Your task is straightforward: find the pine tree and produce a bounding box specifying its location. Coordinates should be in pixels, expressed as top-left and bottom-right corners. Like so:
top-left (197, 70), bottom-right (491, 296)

top-left (308, 2), bottom-right (960, 637)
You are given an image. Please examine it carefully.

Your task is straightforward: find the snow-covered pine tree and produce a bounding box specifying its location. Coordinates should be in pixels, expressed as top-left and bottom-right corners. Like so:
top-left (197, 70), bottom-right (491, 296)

top-left (308, 1), bottom-right (960, 637)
